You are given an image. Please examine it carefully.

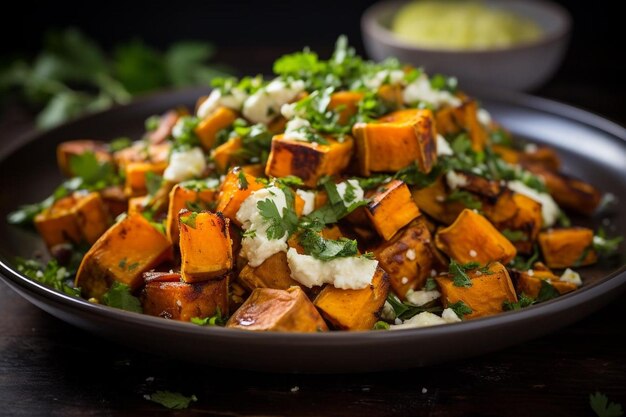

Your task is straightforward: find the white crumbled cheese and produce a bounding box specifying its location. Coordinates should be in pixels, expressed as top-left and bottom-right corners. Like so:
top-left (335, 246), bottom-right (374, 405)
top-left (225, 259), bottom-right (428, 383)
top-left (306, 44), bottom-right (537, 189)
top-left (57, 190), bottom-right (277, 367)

top-left (560, 268), bottom-right (583, 286)
top-left (290, 386), bottom-right (299, 393)
top-left (284, 117), bottom-right (311, 141)
top-left (381, 301), bottom-right (397, 321)
top-left (445, 170), bottom-right (468, 190)
top-left (394, 318), bottom-right (403, 325)
top-left (469, 249), bottom-right (477, 258)
top-left (527, 269), bottom-right (534, 277)
top-left (430, 269), bottom-right (437, 277)
top-left (421, 388), bottom-right (428, 394)
top-left (364, 69), bottom-right (405, 90)
top-left (436, 134), bottom-right (453, 156)
top-left (286, 247), bottom-right (378, 290)
top-left (403, 74), bottom-right (461, 108)
top-left (242, 78), bottom-right (305, 124)
top-left (296, 190), bottom-right (316, 215)
top-left (401, 276), bottom-right (409, 285)
top-left (163, 147), bottom-right (206, 182)
top-left (477, 108), bottom-right (492, 126)
top-left (197, 88), bottom-right (248, 119)
top-left (236, 186), bottom-right (289, 267)
top-left (281, 102), bottom-right (297, 119)
top-left (390, 311), bottom-right (447, 330)
top-left (336, 179), bottom-right (365, 206)
top-left (406, 249), bottom-right (417, 261)
top-left (525, 143), bottom-right (539, 153)
top-left (405, 289), bottom-right (441, 306)
top-left (507, 180), bottom-right (560, 227)
top-left (442, 308), bottom-right (462, 323)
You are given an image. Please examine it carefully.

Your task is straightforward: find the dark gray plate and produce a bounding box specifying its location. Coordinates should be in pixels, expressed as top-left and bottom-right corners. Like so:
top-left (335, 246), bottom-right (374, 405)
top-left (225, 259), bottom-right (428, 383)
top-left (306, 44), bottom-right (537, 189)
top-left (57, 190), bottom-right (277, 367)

top-left (1, 88), bottom-right (624, 373)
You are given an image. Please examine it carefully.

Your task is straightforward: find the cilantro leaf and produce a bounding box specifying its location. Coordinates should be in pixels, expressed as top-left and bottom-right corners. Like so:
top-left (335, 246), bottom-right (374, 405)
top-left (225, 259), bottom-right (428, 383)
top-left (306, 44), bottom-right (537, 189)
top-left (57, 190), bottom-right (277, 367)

top-left (424, 277), bottom-right (438, 291)
top-left (449, 260), bottom-right (477, 288)
top-left (147, 391), bottom-right (198, 410)
top-left (298, 229), bottom-right (359, 261)
top-left (536, 280), bottom-right (560, 303)
top-left (109, 137), bottom-right (132, 152)
top-left (180, 212), bottom-right (198, 229)
top-left (590, 392), bottom-right (624, 417)
top-left (509, 245), bottom-right (540, 271)
top-left (503, 293), bottom-right (535, 311)
top-left (237, 170), bottom-right (249, 190)
top-left (15, 258), bottom-right (80, 297)
top-left (593, 228), bottom-right (623, 258)
top-left (102, 282), bottom-right (142, 313)
top-left (445, 190), bottom-right (482, 210)
top-left (69, 151), bottom-right (118, 187)
top-left (257, 190), bottom-right (299, 240)
top-left (145, 171), bottom-right (163, 196)
top-left (448, 300), bottom-right (472, 319)
top-left (191, 307), bottom-right (227, 326)
top-left (373, 321), bottom-right (390, 330)
top-left (501, 229), bottom-right (527, 242)
top-left (386, 293), bottom-right (443, 321)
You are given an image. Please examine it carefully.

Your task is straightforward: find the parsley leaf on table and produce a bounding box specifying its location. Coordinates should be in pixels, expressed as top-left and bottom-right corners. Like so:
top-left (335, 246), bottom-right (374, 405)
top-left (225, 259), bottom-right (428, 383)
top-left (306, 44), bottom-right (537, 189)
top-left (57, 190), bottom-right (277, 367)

top-left (590, 392), bottom-right (624, 417)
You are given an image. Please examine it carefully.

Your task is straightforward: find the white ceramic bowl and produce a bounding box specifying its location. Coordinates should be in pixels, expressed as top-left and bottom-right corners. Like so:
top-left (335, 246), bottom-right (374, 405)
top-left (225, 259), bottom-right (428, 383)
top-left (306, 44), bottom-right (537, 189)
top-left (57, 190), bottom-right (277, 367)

top-left (362, 0), bottom-right (572, 91)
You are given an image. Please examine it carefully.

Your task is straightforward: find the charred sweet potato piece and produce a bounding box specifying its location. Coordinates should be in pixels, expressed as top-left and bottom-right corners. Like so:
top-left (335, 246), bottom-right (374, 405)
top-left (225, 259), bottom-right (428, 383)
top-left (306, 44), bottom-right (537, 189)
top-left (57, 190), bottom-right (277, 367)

top-left (34, 192), bottom-right (110, 248)
top-left (411, 176), bottom-right (464, 225)
top-left (211, 137), bottom-right (243, 172)
top-left (179, 211), bottom-right (233, 282)
top-left (142, 276), bottom-right (229, 321)
top-left (365, 180), bottom-right (420, 241)
top-left (489, 193), bottom-right (542, 254)
top-left (240, 164), bottom-right (266, 177)
top-left (328, 91), bottom-right (364, 124)
top-left (99, 185), bottom-right (128, 218)
top-left (435, 100), bottom-right (487, 151)
top-left (195, 106), bottom-right (238, 150)
top-left (512, 263), bottom-right (577, 298)
top-left (237, 251), bottom-right (301, 291)
top-left (166, 183), bottom-right (218, 245)
top-left (377, 84), bottom-right (404, 107)
top-left (215, 168), bottom-right (264, 225)
top-left (313, 267), bottom-right (389, 330)
top-left (75, 213), bottom-right (172, 299)
top-left (227, 287), bottom-right (328, 332)
top-left (373, 218), bottom-right (437, 299)
top-left (435, 209), bottom-right (517, 264)
top-left (265, 134), bottom-right (354, 188)
top-left (57, 140), bottom-right (112, 177)
top-left (493, 145), bottom-right (561, 171)
top-left (538, 227), bottom-right (597, 268)
top-left (525, 165), bottom-right (601, 215)
top-left (352, 109), bottom-right (437, 176)
top-left (436, 262), bottom-right (517, 319)
top-left (123, 161), bottom-right (168, 197)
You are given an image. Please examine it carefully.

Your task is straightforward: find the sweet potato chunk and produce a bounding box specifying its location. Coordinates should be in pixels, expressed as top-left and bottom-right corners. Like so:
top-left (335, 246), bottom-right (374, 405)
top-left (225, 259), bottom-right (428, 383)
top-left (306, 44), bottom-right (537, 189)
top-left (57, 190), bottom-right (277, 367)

top-left (352, 109), bottom-right (437, 176)
top-left (512, 263), bottom-right (577, 298)
top-left (75, 213), bottom-right (172, 299)
top-left (57, 140), bottom-right (112, 177)
top-left (328, 91), bottom-right (364, 124)
top-left (34, 192), bottom-right (110, 248)
top-left (314, 267), bottom-right (389, 330)
top-left (538, 227), bottom-right (597, 268)
top-left (373, 218), bottom-right (437, 299)
top-left (435, 209), bottom-right (517, 264)
top-left (411, 176), bottom-right (464, 225)
top-left (237, 251), bottom-right (301, 291)
top-left (179, 211), bottom-right (233, 282)
top-left (142, 277), bottom-right (228, 321)
top-left (123, 161), bottom-right (168, 197)
top-left (493, 145), bottom-right (560, 171)
top-left (366, 180), bottom-right (420, 241)
top-left (227, 287), bottom-right (328, 332)
top-left (99, 185), bottom-right (128, 218)
top-left (435, 100), bottom-right (487, 151)
top-left (265, 134), bottom-right (354, 188)
top-left (166, 183), bottom-right (218, 245)
top-left (488, 193), bottom-right (542, 254)
top-left (113, 142), bottom-right (170, 170)
top-left (436, 262), bottom-right (517, 319)
top-left (195, 106), bottom-right (238, 150)
top-left (215, 168), bottom-right (264, 225)
top-left (211, 137), bottom-right (243, 172)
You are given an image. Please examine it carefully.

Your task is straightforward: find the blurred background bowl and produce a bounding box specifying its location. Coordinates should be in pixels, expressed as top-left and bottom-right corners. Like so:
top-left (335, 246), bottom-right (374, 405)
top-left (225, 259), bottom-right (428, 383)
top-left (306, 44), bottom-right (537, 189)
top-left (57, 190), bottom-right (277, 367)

top-left (362, 0), bottom-right (572, 91)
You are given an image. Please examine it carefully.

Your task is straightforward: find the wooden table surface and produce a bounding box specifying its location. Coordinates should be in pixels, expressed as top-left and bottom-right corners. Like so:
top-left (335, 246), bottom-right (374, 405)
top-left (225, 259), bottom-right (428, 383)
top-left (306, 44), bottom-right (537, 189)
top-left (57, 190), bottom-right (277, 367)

top-left (1, 44), bottom-right (625, 416)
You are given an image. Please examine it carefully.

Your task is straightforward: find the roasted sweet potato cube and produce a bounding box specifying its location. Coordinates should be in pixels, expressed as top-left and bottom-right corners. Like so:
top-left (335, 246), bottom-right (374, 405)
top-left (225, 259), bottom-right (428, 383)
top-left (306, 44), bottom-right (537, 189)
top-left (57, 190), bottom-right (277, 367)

top-left (34, 192), bottom-right (110, 248)
top-left (99, 185), bottom-right (128, 218)
top-left (75, 213), bottom-right (172, 299)
top-left (513, 265), bottom-right (577, 298)
top-left (490, 193), bottom-right (543, 254)
top-left (328, 91), bottom-right (364, 124)
top-left (211, 137), bottom-right (243, 172)
top-left (373, 218), bottom-right (437, 299)
top-left (179, 211), bottom-right (233, 282)
top-left (34, 196), bottom-right (82, 248)
top-left (227, 287), bottom-right (328, 332)
top-left (435, 100), bottom-right (487, 151)
top-left (195, 106), bottom-right (238, 150)
top-left (411, 176), bottom-right (464, 225)
top-left (377, 84), bottom-right (404, 107)
top-left (366, 180), bottom-right (421, 241)
top-left (352, 109), bottom-right (437, 176)
top-left (494, 145), bottom-right (560, 171)
top-left (436, 209), bottom-right (517, 264)
top-left (57, 140), bottom-right (112, 177)
top-left (525, 165), bottom-right (601, 215)
top-left (166, 183), bottom-right (218, 245)
top-left (538, 227), bottom-right (597, 268)
top-left (264, 134), bottom-right (354, 188)
top-left (123, 161), bottom-right (168, 197)
top-left (114, 142), bottom-right (170, 170)
top-left (142, 277), bottom-right (229, 321)
top-left (436, 262), bottom-right (517, 319)
top-left (238, 251), bottom-right (301, 291)
top-left (240, 164), bottom-right (265, 177)
top-left (215, 168), bottom-right (264, 225)
top-left (313, 267), bottom-right (389, 330)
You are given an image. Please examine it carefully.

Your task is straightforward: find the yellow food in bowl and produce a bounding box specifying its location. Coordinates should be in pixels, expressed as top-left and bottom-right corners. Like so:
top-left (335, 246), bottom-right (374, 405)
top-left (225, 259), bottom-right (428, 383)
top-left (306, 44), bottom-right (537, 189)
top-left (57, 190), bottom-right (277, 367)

top-left (392, 0), bottom-right (543, 50)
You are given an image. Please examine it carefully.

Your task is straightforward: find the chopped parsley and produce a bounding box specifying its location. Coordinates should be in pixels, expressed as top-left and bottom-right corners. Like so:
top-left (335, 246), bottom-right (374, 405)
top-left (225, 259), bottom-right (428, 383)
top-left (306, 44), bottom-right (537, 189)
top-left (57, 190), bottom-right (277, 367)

top-left (257, 191), bottom-right (298, 240)
top-left (509, 245), bottom-right (540, 271)
top-left (386, 292), bottom-right (443, 321)
top-left (593, 227), bottom-right (623, 258)
top-left (424, 277), bottom-right (438, 291)
top-left (298, 229), bottom-right (359, 261)
top-left (501, 229), bottom-right (527, 242)
top-left (373, 321), bottom-right (390, 330)
top-left (170, 115), bottom-right (200, 150)
top-left (448, 260), bottom-right (478, 288)
top-left (447, 300), bottom-right (472, 319)
top-left (237, 170), bottom-right (249, 190)
top-left (590, 392), bottom-right (623, 417)
top-left (180, 212), bottom-right (198, 229)
top-left (191, 307), bottom-right (227, 326)
top-left (144, 115), bottom-right (161, 132)
top-left (536, 280), bottom-right (560, 303)
top-left (503, 293), bottom-right (535, 311)
top-left (145, 171), bottom-right (163, 196)
top-left (102, 282), bottom-right (143, 313)
top-left (445, 190), bottom-right (482, 210)
top-left (15, 258), bottom-right (81, 297)
top-left (109, 137), bottom-right (132, 152)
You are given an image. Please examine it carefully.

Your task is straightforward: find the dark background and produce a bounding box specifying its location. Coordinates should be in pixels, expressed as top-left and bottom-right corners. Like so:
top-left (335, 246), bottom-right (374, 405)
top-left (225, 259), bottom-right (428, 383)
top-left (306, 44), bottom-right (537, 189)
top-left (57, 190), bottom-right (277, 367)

top-left (2, 0), bottom-right (625, 123)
